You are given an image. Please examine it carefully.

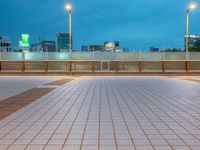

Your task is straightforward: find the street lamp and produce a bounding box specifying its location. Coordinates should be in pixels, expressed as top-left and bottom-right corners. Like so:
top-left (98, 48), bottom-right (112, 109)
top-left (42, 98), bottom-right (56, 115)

top-left (186, 3), bottom-right (196, 52)
top-left (65, 4), bottom-right (72, 52)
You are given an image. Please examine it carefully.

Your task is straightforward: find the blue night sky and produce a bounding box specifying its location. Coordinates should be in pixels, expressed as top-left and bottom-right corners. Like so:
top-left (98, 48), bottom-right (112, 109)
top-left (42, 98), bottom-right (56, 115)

top-left (0, 0), bottom-right (200, 50)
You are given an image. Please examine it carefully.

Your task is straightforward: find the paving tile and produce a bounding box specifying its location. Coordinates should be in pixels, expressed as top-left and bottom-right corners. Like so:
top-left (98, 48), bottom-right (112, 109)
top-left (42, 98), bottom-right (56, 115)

top-left (0, 144), bottom-right (9, 150)
top-left (100, 145), bottom-right (117, 150)
top-left (25, 144), bottom-right (45, 150)
top-left (43, 144), bottom-right (62, 150)
top-left (135, 145), bottom-right (154, 150)
top-left (0, 77), bottom-right (200, 150)
top-left (62, 145), bottom-right (80, 150)
top-left (7, 144), bottom-right (27, 150)
top-left (81, 145), bottom-right (98, 150)
top-left (172, 146), bottom-right (191, 150)
top-left (118, 146), bottom-right (136, 150)
top-left (191, 146), bottom-right (200, 150)
top-left (154, 146), bottom-right (173, 150)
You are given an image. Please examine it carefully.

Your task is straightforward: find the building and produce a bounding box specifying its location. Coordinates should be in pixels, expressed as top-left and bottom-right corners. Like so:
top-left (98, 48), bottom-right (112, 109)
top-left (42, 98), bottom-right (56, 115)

top-left (185, 35), bottom-right (200, 50)
top-left (57, 33), bottom-right (71, 51)
top-left (81, 41), bottom-right (120, 52)
top-left (89, 45), bottom-right (105, 51)
top-left (30, 41), bottom-right (56, 52)
top-left (122, 48), bottom-right (130, 52)
top-left (149, 47), bottom-right (159, 52)
top-left (81, 46), bottom-right (89, 51)
top-left (41, 41), bottom-right (56, 52)
top-left (30, 43), bottom-right (42, 52)
top-left (0, 36), bottom-right (12, 52)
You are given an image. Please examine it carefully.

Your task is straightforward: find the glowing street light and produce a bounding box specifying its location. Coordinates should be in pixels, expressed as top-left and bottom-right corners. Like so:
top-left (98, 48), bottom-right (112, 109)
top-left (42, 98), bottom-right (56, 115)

top-left (65, 4), bottom-right (72, 12)
top-left (65, 4), bottom-right (72, 52)
top-left (188, 3), bottom-right (197, 10)
top-left (186, 3), bottom-right (197, 52)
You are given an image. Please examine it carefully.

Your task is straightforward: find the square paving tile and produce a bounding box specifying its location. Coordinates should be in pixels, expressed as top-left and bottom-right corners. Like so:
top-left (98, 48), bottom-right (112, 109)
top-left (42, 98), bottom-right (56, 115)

top-left (0, 77), bottom-right (200, 150)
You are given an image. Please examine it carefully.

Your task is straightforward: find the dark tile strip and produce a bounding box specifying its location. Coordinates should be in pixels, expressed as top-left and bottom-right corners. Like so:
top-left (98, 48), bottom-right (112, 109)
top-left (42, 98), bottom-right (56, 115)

top-left (0, 88), bottom-right (55, 120)
top-left (45, 79), bottom-right (73, 85)
top-left (181, 78), bottom-right (200, 82)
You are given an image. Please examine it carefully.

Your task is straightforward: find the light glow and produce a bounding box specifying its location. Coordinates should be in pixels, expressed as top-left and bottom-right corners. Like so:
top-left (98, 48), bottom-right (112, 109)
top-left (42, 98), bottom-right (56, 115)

top-left (65, 4), bottom-right (72, 11)
top-left (189, 3), bottom-right (197, 10)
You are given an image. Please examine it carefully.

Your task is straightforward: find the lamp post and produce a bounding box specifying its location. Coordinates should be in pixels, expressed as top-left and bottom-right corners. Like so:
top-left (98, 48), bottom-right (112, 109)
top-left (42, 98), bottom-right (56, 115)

top-left (65, 4), bottom-right (72, 52)
top-left (186, 3), bottom-right (196, 52)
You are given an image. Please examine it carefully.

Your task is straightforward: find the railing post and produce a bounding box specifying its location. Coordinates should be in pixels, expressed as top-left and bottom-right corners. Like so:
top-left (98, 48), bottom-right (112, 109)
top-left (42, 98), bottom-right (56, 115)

top-left (45, 52), bottom-right (48, 61)
top-left (0, 51), bottom-right (2, 61)
top-left (138, 51), bottom-right (141, 61)
top-left (22, 52), bottom-right (25, 72)
top-left (93, 51), bottom-right (95, 60)
top-left (69, 51), bottom-right (72, 60)
top-left (185, 52), bottom-right (189, 72)
top-left (92, 61), bottom-right (95, 73)
top-left (139, 61), bottom-right (142, 73)
top-left (162, 61), bottom-right (165, 73)
top-left (138, 52), bottom-right (142, 73)
top-left (69, 61), bottom-right (72, 72)
top-left (22, 61), bottom-right (25, 72)
top-left (162, 51), bottom-right (165, 60)
top-left (162, 52), bottom-right (165, 73)
top-left (186, 52), bottom-right (189, 60)
top-left (115, 51), bottom-right (119, 61)
top-left (45, 52), bottom-right (48, 73)
top-left (22, 52), bottom-right (25, 61)
top-left (115, 61), bottom-right (118, 73)
top-left (186, 61), bottom-right (189, 72)
top-left (0, 51), bottom-right (1, 72)
top-left (45, 61), bottom-right (48, 72)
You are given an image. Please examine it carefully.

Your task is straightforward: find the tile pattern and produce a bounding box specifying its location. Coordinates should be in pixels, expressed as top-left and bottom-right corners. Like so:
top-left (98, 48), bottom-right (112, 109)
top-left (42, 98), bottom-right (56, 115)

top-left (0, 76), bottom-right (60, 101)
top-left (0, 88), bottom-right (55, 120)
top-left (45, 79), bottom-right (74, 86)
top-left (0, 77), bottom-right (200, 150)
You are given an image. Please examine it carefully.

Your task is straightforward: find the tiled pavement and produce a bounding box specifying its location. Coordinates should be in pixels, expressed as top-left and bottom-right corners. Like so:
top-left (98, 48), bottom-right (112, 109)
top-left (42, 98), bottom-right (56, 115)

top-left (0, 76), bottom-right (63, 101)
top-left (0, 77), bottom-right (200, 150)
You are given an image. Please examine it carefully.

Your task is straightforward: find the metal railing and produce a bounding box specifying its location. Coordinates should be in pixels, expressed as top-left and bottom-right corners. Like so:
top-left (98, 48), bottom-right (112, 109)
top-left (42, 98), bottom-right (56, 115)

top-left (0, 51), bottom-right (200, 61)
top-left (0, 52), bottom-right (200, 73)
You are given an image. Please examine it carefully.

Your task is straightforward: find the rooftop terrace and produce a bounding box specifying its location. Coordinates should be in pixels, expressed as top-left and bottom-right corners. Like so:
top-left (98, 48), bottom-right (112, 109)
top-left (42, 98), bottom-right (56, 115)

top-left (0, 76), bottom-right (200, 150)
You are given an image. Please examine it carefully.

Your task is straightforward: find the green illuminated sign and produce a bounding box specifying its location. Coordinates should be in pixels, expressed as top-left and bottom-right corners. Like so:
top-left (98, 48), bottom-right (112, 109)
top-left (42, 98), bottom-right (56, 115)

top-left (21, 34), bottom-right (29, 47)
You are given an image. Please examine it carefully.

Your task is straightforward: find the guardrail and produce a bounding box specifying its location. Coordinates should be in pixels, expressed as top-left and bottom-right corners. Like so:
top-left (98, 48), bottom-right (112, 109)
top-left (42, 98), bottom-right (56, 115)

top-left (0, 52), bottom-right (200, 61)
top-left (0, 52), bottom-right (200, 73)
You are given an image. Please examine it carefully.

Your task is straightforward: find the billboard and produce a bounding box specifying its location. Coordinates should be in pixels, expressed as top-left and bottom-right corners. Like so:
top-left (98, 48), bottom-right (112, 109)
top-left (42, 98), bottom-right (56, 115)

top-left (105, 42), bottom-right (115, 51)
top-left (21, 34), bottom-right (29, 47)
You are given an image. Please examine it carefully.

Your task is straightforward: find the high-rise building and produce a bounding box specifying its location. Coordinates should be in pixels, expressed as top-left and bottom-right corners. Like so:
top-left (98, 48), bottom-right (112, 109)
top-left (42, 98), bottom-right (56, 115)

top-left (56, 33), bottom-right (71, 51)
top-left (0, 36), bottom-right (12, 52)
top-left (185, 35), bottom-right (200, 50)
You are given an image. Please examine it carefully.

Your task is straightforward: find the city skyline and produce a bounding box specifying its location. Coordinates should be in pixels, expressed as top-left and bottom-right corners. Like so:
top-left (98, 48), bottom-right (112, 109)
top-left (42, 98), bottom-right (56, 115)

top-left (0, 0), bottom-right (200, 50)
